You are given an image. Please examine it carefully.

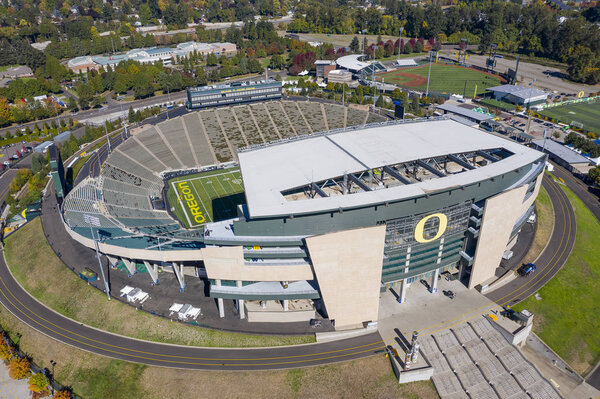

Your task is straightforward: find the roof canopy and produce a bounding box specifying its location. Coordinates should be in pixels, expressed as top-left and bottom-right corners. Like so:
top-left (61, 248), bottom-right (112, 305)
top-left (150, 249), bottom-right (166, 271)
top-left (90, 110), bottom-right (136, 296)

top-left (239, 118), bottom-right (544, 218)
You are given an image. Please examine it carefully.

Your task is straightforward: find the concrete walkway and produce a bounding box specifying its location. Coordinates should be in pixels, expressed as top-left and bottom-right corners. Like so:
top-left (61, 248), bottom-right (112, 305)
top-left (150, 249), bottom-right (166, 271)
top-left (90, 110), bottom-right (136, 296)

top-left (0, 363), bottom-right (30, 399)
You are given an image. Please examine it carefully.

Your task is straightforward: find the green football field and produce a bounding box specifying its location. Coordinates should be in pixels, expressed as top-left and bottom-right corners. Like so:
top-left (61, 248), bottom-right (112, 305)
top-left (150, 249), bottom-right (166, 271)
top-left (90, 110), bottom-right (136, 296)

top-left (539, 101), bottom-right (600, 134)
top-left (378, 63), bottom-right (502, 97)
top-left (166, 168), bottom-right (245, 229)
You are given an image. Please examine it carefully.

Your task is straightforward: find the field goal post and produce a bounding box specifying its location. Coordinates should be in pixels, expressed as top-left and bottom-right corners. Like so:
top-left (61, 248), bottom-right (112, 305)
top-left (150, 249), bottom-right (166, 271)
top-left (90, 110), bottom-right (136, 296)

top-left (571, 121), bottom-right (584, 129)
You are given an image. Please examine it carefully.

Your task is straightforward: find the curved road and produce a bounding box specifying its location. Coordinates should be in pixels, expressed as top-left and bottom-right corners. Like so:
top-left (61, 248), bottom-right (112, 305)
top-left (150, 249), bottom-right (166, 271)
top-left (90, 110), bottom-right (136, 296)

top-left (0, 162), bottom-right (576, 370)
top-left (0, 254), bottom-right (384, 370)
top-left (485, 174), bottom-right (576, 305)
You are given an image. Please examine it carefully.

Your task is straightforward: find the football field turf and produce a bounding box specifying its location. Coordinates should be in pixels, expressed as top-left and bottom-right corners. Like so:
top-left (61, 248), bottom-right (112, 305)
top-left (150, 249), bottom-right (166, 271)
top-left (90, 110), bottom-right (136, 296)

top-left (539, 101), bottom-right (600, 134)
top-left (166, 168), bottom-right (245, 229)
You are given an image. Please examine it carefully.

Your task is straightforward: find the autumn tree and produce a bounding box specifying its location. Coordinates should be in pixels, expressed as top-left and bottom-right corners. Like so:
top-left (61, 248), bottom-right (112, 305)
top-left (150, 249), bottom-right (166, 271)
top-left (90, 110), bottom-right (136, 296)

top-left (0, 96), bottom-right (11, 126)
top-left (28, 372), bottom-right (50, 396)
top-left (52, 390), bottom-right (73, 399)
top-left (9, 357), bottom-right (30, 379)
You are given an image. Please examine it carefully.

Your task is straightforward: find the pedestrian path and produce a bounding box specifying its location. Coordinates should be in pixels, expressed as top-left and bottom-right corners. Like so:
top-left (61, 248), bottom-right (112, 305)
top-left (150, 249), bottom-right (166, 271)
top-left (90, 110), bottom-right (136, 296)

top-left (0, 363), bottom-right (29, 399)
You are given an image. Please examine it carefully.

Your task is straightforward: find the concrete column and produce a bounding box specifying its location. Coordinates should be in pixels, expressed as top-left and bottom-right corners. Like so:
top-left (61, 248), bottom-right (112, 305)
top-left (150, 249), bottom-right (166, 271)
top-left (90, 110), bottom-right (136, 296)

top-left (217, 298), bottom-right (225, 318)
top-left (398, 279), bottom-right (408, 303)
top-left (215, 280), bottom-right (225, 318)
top-left (121, 258), bottom-right (136, 276)
top-left (283, 299), bottom-right (289, 311)
top-left (238, 300), bottom-right (245, 319)
top-left (172, 262), bottom-right (185, 292)
top-left (143, 260), bottom-right (158, 285)
top-left (430, 269), bottom-right (439, 293)
top-left (237, 281), bottom-right (245, 319)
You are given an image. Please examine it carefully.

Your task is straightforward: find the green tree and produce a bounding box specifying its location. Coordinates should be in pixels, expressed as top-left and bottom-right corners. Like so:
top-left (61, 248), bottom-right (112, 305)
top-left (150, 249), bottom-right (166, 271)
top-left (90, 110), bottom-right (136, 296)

top-left (588, 166), bottom-right (600, 186)
top-left (567, 45), bottom-right (600, 84)
top-left (350, 36), bottom-right (360, 53)
top-left (133, 74), bottom-right (155, 98)
top-left (269, 54), bottom-right (285, 70)
top-left (206, 53), bottom-right (218, 66)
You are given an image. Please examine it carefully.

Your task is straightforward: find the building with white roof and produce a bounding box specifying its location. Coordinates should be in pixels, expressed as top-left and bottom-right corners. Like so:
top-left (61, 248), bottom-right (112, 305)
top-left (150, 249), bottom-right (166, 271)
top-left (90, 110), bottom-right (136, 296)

top-left (60, 112), bottom-right (545, 329)
top-left (336, 54), bottom-right (387, 76)
top-left (67, 42), bottom-right (237, 72)
top-left (487, 84), bottom-right (548, 106)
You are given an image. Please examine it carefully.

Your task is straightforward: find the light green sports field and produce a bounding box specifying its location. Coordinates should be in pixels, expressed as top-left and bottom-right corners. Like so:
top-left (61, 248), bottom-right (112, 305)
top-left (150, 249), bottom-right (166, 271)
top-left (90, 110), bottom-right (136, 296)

top-left (378, 63), bottom-right (503, 97)
top-left (539, 101), bottom-right (600, 133)
top-left (166, 168), bottom-right (245, 229)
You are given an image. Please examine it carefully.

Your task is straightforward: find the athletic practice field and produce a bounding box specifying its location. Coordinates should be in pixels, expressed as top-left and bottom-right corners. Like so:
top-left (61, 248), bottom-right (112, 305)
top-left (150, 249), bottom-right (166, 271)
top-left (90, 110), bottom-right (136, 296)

top-left (378, 63), bottom-right (503, 97)
top-left (166, 168), bottom-right (245, 229)
top-left (539, 101), bottom-right (600, 134)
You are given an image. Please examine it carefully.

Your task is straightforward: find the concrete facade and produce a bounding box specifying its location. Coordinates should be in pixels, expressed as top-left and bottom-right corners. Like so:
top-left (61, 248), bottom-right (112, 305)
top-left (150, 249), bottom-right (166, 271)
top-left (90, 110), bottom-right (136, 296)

top-left (306, 225), bottom-right (386, 328)
top-left (469, 173), bottom-right (542, 289)
top-left (202, 246), bottom-right (313, 282)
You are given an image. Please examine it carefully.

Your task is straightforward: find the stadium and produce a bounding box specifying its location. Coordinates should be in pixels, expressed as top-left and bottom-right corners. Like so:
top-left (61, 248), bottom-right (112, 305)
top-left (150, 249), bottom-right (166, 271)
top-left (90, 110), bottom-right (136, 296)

top-left (59, 86), bottom-right (546, 330)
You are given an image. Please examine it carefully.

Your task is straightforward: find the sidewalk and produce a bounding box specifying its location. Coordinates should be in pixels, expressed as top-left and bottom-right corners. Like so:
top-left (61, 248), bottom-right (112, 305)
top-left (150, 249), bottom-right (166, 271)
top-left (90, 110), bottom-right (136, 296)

top-left (0, 362), bottom-right (30, 399)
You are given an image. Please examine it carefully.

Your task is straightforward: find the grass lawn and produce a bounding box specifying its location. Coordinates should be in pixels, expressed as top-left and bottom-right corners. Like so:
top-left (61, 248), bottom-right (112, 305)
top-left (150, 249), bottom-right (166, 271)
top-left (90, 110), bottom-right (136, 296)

top-left (166, 168), bottom-right (245, 229)
top-left (0, 304), bottom-right (438, 399)
top-left (281, 32), bottom-right (401, 48)
top-left (522, 185), bottom-right (554, 265)
top-left (539, 101), bottom-right (600, 134)
top-left (378, 63), bottom-right (502, 97)
top-left (478, 98), bottom-right (516, 112)
top-left (0, 64), bottom-right (18, 73)
top-left (4, 218), bottom-right (312, 347)
top-left (514, 180), bottom-right (600, 375)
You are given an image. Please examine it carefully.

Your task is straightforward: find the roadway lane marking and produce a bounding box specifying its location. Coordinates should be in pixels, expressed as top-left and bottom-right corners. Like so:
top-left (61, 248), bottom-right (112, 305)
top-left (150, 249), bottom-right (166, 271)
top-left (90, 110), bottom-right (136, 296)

top-left (0, 270), bottom-right (385, 365)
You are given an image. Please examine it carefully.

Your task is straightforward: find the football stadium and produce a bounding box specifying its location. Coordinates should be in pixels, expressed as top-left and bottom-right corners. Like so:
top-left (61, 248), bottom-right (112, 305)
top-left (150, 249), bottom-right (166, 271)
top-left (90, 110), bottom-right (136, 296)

top-left (59, 91), bottom-right (546, 329)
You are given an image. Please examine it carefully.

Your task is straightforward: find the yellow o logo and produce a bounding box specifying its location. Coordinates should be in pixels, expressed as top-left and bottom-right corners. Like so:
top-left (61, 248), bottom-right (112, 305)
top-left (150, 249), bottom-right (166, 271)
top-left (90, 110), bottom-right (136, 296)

top-left (414, 213), bottom-right (448, 243)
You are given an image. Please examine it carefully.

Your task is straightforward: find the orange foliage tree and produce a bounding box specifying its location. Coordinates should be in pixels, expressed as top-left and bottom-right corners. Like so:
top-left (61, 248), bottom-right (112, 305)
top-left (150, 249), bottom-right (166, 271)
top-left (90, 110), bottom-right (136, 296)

top-left (8, 356), bottom-right (31, 379)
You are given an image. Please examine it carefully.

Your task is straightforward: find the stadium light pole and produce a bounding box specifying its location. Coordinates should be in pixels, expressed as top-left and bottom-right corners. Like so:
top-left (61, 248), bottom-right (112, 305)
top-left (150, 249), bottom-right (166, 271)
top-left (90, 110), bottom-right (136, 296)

top-left (425, 51), bottom-right (433, 97)
top-left (398, 27), bottom-right (404, 57)
top-left (104, 122), bottom-right (112, 153)
top-left (85, 213), bottom-right (111, 301)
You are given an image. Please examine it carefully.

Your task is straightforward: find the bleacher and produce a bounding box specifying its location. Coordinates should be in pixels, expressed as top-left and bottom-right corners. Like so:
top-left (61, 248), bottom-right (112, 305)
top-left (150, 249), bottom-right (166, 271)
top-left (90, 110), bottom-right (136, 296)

top-left (62, 100), bottom-right (388, 247)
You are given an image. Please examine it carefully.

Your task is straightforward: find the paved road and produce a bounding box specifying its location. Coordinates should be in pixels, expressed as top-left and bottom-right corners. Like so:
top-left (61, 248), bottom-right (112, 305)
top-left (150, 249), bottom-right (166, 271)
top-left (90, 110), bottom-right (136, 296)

top-left (0, 161), bottom-right (384, 371)
top-left (0, 73), bottom-right (274, 136)
top-left (486, 174), bottom-right (576, 306)
top-left (0, 253), bottom-right (383, 370)
top-left (551, 163), bottom-right (600, 223)
top-left (445, 51), bottom-right (600, 94)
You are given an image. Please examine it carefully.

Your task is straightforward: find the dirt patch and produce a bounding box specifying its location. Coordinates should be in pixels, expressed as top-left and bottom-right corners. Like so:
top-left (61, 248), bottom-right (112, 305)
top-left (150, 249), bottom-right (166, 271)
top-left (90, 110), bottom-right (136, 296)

top-left (0, 304), bottom-right (439, 399)
top-left (392, 72), bottom-right (428, 87)
top-left (140, 356), bottom-right (440, 399)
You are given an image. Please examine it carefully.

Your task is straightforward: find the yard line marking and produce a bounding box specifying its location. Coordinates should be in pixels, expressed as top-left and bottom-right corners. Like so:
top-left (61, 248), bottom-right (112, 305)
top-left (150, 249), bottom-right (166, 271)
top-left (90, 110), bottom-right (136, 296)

top-left (171, 181), bottom-right (193, 228)
top-left (189, 177), bottom-right (213, 224)
top-left (215, 172), bottom-right (242, 213)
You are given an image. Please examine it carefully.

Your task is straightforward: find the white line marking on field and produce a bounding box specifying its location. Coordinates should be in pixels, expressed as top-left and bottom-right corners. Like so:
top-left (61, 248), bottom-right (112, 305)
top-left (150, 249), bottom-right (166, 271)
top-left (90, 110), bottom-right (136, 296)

top-left (171, 181), bottom-right (193, 227)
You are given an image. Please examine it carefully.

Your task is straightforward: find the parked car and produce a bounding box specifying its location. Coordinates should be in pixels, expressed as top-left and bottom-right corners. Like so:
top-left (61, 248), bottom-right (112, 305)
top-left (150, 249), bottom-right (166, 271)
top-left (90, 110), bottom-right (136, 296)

top-left (518, 263), bottom-right (537, 276)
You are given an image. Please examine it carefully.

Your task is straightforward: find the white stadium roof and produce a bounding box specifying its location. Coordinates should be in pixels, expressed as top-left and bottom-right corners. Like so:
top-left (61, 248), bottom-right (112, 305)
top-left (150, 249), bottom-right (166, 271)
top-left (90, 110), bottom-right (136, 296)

top-left (336, 54), bottom-right (371, 72)
top-left (238, 118), bottom-right (545, 218)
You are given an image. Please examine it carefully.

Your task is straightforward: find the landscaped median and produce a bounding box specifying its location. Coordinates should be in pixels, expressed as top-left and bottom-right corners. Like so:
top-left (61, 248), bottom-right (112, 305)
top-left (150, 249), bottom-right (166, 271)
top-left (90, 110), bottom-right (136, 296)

top-left (515, 180), bottom-right (600, 375)
top-left (4, 218), bottom-right (314, 347)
